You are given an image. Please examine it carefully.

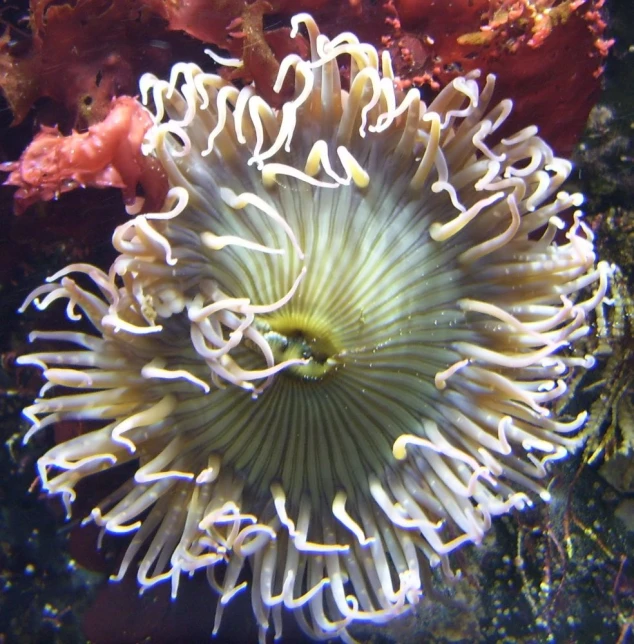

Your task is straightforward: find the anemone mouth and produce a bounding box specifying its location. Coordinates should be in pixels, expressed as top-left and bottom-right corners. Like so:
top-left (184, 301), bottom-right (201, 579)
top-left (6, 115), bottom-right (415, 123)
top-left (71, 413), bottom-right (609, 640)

top-left (265, 317), bottom-right (341, 380)
top-left (17, 12), bottom-right (611, 644)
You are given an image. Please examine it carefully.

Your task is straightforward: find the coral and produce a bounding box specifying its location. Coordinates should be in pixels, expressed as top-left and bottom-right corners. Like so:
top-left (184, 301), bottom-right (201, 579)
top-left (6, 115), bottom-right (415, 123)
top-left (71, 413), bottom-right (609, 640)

top-left (0, 0), bottom-right (174, 128)
top-left (0, 0), bottom-right (611, 220)
top-left (386, 0), bottom-right (613, 155)
top-left (1, 97), bottom-right (167, 215)
top-left (0, 0), bottom-right (610, 144)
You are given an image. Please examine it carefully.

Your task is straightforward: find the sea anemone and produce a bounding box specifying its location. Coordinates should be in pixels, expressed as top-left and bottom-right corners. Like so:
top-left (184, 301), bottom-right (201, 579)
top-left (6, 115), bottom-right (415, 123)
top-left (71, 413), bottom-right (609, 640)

top-left (19, 13), bottom-right (610, 643)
